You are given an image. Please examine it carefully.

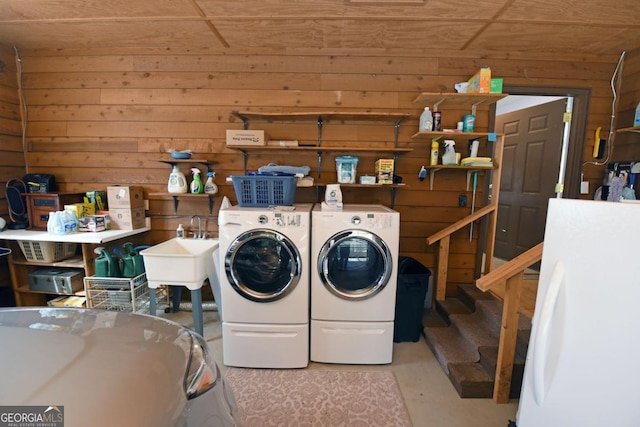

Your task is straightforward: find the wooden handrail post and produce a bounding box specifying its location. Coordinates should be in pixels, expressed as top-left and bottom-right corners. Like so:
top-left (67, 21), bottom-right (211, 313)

top-left (493, 271), bottom-right (524, 403)
top-left (435, 235), bottom-right (450, 301)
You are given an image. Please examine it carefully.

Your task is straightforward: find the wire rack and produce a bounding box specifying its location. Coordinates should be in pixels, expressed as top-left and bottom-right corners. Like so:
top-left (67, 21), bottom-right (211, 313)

top-left (84, 273), bottom-right (168, 313)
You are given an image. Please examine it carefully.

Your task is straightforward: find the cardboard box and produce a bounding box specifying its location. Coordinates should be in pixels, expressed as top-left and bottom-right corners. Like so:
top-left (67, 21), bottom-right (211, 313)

top-left (375, 159), bottom-right (395, 184)
top-left (226, 129), bottom-right (266, 146)
top-left (109, 208), bottom-right (146, 230)
top-left (490, 78), bottom-right (503, 93)
top-left (78, 214), bottom-right (111, 232)
top-left (467, 67), bottom-right (491, 94)
top-left (64, 202), bottom-right (96, 219)
top-left (107, 186), bottom-right (145, 209)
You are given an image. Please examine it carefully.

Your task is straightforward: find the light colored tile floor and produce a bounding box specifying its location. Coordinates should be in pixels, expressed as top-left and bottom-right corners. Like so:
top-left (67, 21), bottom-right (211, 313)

top-left (162, 309), bottom-right (519, 427)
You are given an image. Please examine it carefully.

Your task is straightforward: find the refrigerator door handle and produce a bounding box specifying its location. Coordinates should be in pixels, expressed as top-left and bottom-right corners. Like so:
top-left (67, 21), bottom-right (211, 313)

top-left (532, 260), bottom-right (565, 406)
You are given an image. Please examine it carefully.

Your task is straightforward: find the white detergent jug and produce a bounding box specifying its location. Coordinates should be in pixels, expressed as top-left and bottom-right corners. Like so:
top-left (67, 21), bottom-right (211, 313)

top-left (322, 184), bottom-right (343, 210)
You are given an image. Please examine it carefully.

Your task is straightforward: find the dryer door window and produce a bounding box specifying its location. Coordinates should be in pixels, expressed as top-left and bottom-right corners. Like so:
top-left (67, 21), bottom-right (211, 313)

top-left (318, 230), bottom-right (392, 300)
top-left (225, 229), bottom-right (301, 302)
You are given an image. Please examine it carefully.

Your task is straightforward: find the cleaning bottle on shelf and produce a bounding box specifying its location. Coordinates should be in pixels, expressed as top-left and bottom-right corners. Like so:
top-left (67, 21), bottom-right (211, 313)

top-left (430, 140), bottom-right (439, 166)
top-left (190, 168), bottom-right (203, 194)
top-left (167, 164), bottom-right (188, 193)
top-left (419, 107), bottom-right (433, 132)
top-left (204, 170), bottom-right (218, 195)
top-left (442, 140), bottom-right (457, 165)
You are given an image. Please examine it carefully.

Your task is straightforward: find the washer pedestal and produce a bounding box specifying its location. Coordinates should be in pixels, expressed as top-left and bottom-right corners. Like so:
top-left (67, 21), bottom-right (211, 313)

top-left (222, 322), bottom-right (309, 368)
top-left (311, 319), bottom-right (394, 364)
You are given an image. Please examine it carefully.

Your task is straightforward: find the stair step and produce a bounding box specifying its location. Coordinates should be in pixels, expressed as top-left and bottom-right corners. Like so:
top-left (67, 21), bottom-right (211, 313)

top-left (435, 297), bottom-right (473, 324)
top-left (449, 308), bottom-right (500, 349)
top-left (422, 308), bottom-right (448, 328)
top-left (457, 284), bottom-right (496, 311)
top-left (422, 283), bottom-right (531, 399)
top-left (423, 323), bottom-right (479, 374)
top-left (478, 346), bottom-right (526, 398)
top-left (448, 362), bottom-right (494, 398)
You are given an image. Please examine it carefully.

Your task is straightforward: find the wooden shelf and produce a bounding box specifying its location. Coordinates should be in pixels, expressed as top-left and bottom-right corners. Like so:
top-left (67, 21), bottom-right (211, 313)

top-left (227, 145), bottom-right (413, 153)
top-left (411, 131), bottom-right (503, 141)
top-left (232, 110), bottom-right (411, 122)
top-left (616, 126), bottom-right (640, 134)
top-left (315, 182), bottom-right (408, 189)
top-left (413, 93), bottom-right (508, 109)
top-left (16, 285), bottom-right (84, 297)
top-left (148, 192), bottom-right (217, 214)
top-left (11, 255), bottom-right (85, 268)
top-left (425, 165), bottom-right (497, 190)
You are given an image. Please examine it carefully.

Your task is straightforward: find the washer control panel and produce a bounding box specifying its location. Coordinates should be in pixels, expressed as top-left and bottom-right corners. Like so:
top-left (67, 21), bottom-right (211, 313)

top-left (350, 213), bottom-right (393, 229)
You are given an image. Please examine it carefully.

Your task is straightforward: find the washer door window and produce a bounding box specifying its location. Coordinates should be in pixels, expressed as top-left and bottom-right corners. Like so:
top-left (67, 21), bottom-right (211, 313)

top-left (318, 230), bottom-right (392, 300)
top-left (225, 229), bottom-right (301, 302)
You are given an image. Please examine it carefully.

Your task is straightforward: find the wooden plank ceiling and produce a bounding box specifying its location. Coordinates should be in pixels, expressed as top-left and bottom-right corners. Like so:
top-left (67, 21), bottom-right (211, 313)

top-left (0, 0), bottom-right (639, 60)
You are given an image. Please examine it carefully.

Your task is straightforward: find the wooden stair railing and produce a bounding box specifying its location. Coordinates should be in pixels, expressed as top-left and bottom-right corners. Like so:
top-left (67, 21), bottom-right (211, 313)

top-left (425, 201), bottom-right (544, 404)
top-left (426, 204), bottom-right (496, 301)
top-left (476, 242), bottom-right (543, 403)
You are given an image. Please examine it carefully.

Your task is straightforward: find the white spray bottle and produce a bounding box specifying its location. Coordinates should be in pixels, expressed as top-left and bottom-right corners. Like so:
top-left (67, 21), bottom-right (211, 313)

top-left (167, 164), bottom-right (188, 193)
top-left (204, 171), bottom-right (218, 195)
top-left (442, 140), bottom-right (457, 165)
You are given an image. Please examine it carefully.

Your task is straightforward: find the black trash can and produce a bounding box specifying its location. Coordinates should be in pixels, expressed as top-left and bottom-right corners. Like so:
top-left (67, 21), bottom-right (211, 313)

top-left (393, 256), bottom-right (431, 343)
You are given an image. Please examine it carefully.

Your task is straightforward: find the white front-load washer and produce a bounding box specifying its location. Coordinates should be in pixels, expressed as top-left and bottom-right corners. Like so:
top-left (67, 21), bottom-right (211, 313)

top-left (218, 203), bottom-right (312, 368)
top-left (311, 204), bottom-right (400, 364)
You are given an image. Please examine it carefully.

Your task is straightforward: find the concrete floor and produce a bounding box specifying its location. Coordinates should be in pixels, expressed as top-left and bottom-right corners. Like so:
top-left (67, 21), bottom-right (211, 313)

top-left (163, 309), bottom-right (519, 427)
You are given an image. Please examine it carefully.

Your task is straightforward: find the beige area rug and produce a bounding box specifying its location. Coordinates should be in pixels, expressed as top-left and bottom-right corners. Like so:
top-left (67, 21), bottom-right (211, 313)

top-left (224, 368), bottom-right (412, 427)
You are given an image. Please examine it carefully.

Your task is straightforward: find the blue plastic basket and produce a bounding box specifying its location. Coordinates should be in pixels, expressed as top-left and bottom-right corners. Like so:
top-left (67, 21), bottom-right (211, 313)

top-left (231, 174), bottom-right (297, 207)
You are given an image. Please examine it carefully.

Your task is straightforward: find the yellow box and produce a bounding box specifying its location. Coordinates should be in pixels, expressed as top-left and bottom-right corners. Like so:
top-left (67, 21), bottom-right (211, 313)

top-left (375, 159), bottom-right (395, 184)
top-left (226, 130), bottom-right (266, 146)
top-left (64, 203), bottom-right (96, 219)
top-left (468, 67), bottom-right (491, 94)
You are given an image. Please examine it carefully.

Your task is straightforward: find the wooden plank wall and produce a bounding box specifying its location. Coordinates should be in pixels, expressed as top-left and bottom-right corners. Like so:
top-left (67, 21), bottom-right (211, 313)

top-left (0, 45), bottom-right (25, 291)
top-left (2, 46), bottom-right (632, 296)
top-left (611, 50), bottom-right (640, 163)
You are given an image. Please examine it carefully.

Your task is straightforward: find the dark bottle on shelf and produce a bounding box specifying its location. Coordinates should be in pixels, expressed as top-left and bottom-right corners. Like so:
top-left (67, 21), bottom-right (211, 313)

top-left (433, 111), bottom-right (442, 131)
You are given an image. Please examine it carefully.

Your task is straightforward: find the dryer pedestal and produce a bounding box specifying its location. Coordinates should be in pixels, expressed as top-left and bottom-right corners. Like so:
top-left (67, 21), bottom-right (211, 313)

top-left (310, 319), bottom-right (394, 364)
top-left (223, 322), bottom-right (309, 368)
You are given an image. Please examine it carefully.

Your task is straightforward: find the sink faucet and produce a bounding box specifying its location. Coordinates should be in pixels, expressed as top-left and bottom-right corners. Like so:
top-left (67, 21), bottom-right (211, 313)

top-left (190, 215), bottom-right (206, 239)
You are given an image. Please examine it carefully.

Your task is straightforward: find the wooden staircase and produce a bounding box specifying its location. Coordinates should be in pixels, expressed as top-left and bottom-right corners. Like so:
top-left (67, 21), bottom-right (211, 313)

top-left (422, 284), bottom-right (532, 398)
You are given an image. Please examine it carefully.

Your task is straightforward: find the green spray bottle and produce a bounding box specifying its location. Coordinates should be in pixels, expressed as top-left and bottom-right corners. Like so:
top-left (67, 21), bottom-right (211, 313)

top-left (190, 168), bottom-right (203, 194)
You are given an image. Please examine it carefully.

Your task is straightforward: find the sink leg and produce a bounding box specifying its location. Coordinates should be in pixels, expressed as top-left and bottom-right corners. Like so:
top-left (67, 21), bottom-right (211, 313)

top-left (191, 288), bottom-right (203, 337)
top-left (171, 286), bottom-right (182, 312)
top-left (149, 288), bottom-right (156, 315)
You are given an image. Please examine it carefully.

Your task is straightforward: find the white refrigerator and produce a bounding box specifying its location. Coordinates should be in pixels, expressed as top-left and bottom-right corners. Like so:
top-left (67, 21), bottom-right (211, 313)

top-left (517, 198), bottom-right (640, 426)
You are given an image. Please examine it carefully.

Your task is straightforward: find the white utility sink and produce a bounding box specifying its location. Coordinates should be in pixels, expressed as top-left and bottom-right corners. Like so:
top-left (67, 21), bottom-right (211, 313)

top-left (140, 238), bottom-right (219, 290)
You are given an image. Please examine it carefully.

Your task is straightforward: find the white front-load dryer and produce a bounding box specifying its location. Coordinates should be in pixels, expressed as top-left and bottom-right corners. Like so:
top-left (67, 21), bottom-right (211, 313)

top-left (218, 203), bottom-right (312, 368)
top-left (311, 204), bottom-right (400, 364)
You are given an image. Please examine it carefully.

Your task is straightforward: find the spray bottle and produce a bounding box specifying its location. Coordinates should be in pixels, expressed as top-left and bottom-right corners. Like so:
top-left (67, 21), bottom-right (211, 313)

top-left (442, 140), bottom-right (457, 165)
top-left (204, 170), bottom-right (218, 195)
top-left (190, 168), bottom-right (203, 194)
top-left (430, 140), bottom-right (439, 166)
top-left (168, 164), bottom-right (188, 193)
